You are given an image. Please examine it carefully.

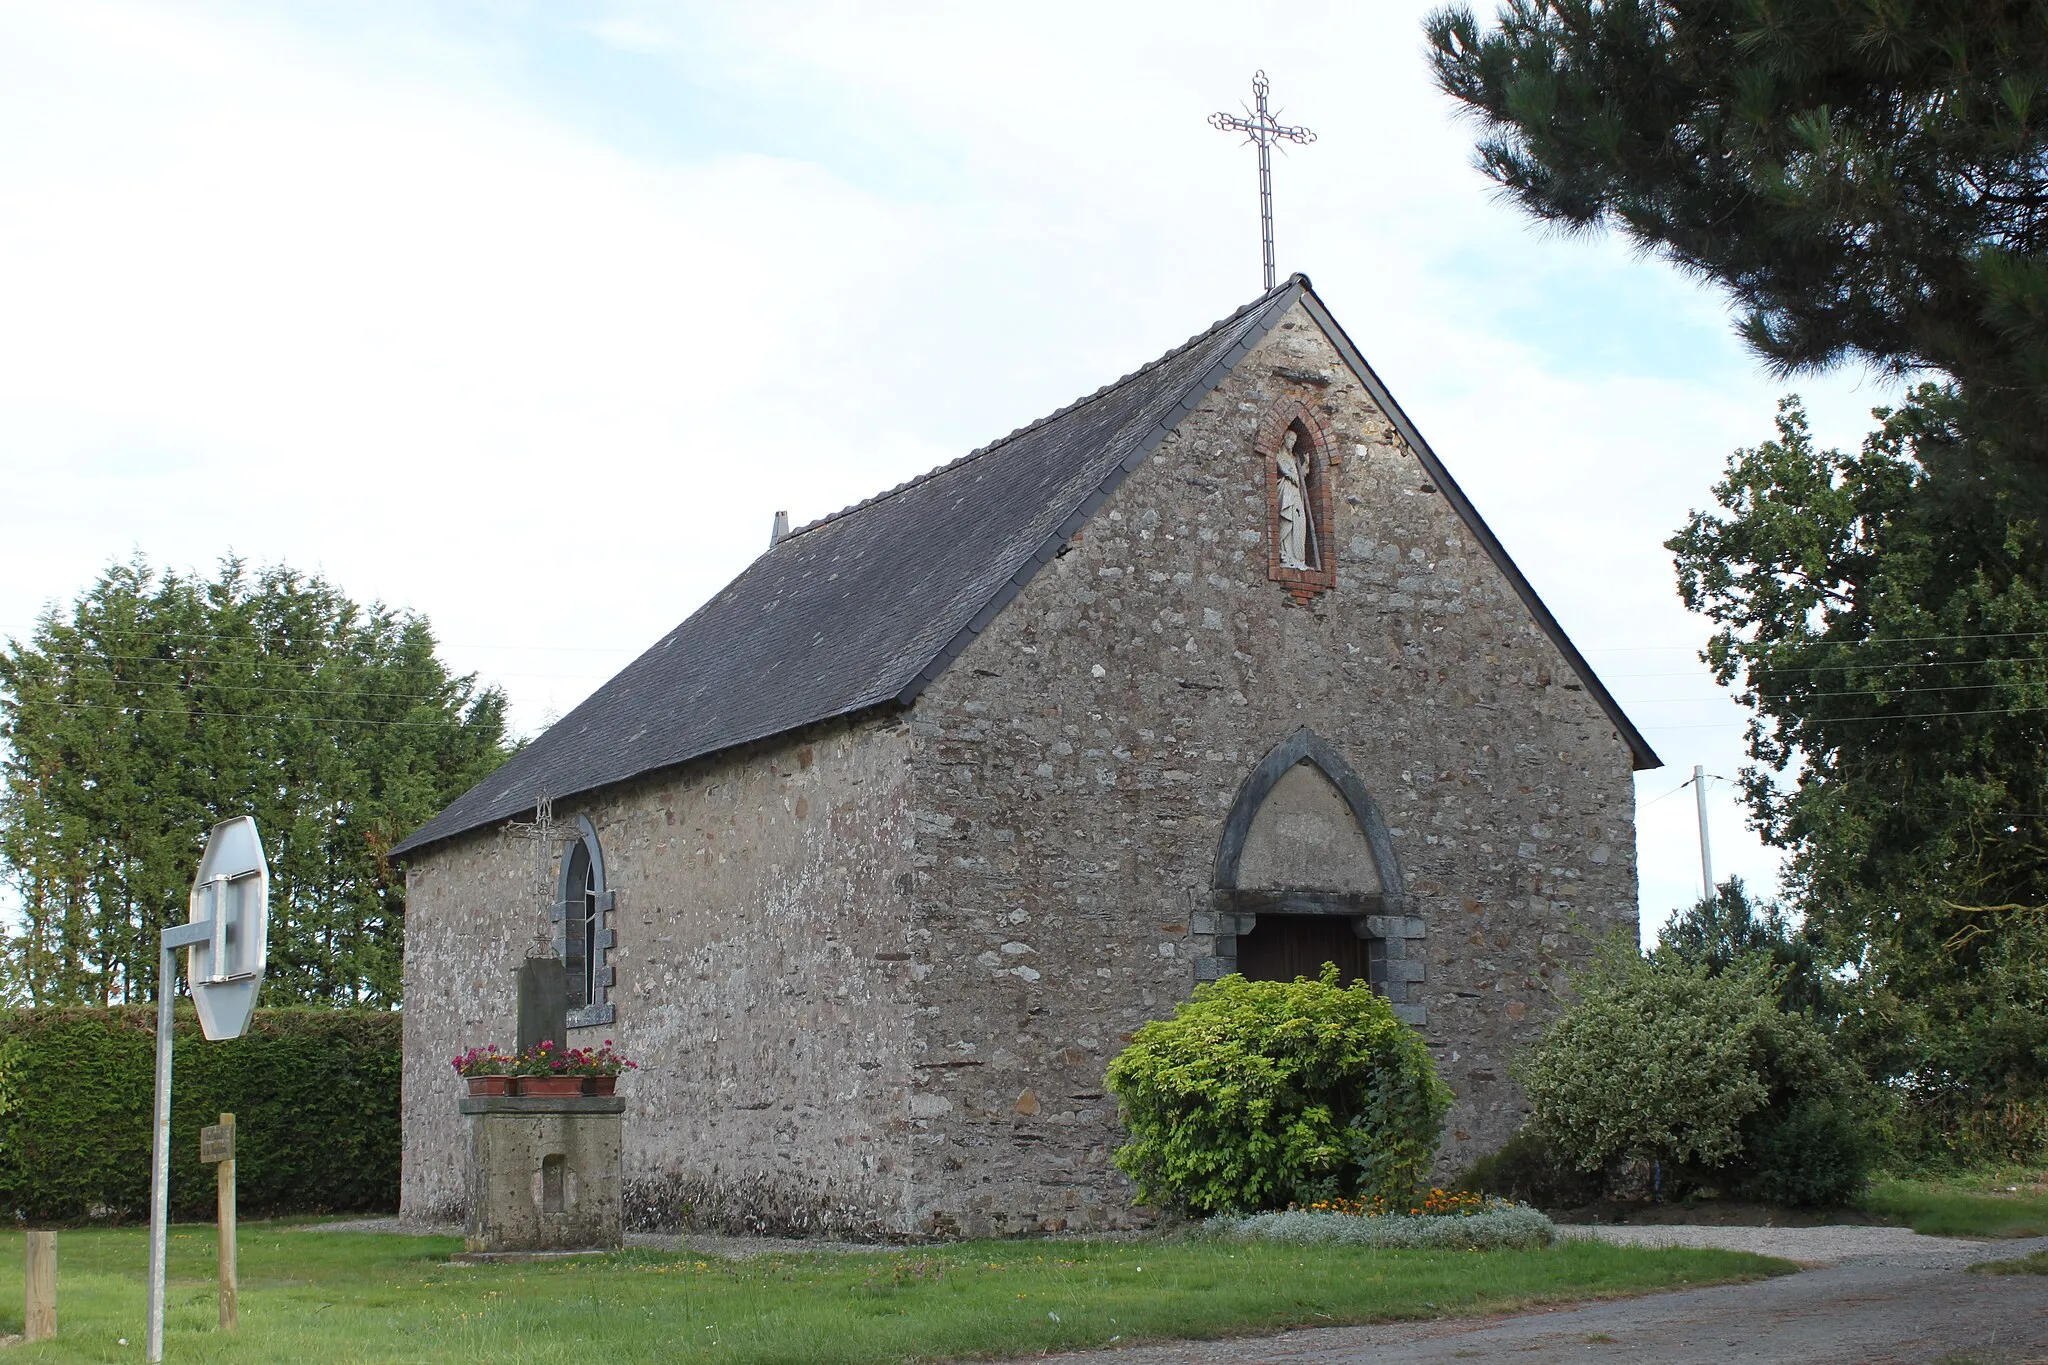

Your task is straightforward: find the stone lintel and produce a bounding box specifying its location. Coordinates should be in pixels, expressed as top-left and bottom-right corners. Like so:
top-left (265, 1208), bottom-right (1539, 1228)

top-left (1212, 889), bottom-right (1389, 916)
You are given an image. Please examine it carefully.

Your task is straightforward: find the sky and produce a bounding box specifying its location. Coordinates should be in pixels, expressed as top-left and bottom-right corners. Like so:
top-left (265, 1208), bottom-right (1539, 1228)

top-left (0, 0), bottom-right (1909, 942)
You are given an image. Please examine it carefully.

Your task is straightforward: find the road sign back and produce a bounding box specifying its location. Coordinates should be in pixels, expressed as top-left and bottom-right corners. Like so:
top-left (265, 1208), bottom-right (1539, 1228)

top-left (187, 817), bottom-right (269, 1041)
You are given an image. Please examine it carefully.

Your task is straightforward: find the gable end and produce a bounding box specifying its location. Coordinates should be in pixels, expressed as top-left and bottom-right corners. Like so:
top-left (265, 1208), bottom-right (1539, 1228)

top-left (1294, 288), bottom-right (1662, 772)
top-left (890, 279), bottom-right (1307, 706)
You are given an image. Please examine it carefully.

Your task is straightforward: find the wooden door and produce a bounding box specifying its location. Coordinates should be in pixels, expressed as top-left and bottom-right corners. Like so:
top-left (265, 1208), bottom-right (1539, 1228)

top-left (1235, 914), bottom-right (1372, 986)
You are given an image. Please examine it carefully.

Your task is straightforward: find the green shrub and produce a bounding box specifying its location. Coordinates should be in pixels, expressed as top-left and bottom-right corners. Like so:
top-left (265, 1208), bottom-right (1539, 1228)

top-left (1456, 1127), bottom-right (1604, 1208)
top-left (1738, 1093), bottom-right (1874, 1206)
top-left (1105, 967), bottom-right (1451, 1215)
top-left (1520, 947), bottom-right (1875, 1206)
top-left (0, 1006), bottom-right (400, 1222)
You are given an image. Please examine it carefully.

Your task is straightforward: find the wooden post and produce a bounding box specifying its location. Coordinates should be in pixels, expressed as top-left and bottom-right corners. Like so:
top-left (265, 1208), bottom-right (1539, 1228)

top-left (215, 1113), bottom-right (236, 1332)
top-left (25, 1230), bottom-right (55, 1342)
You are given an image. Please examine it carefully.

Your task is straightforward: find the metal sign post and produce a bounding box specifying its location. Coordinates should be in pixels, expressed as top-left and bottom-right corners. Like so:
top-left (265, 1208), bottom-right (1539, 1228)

top-left (147, 818), bottom-right (267, 1363)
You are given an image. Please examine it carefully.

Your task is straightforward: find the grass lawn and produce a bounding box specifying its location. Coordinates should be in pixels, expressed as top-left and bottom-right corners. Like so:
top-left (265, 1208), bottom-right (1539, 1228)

top-left (1970, 1249), bottom-right (2048, 1275)
top-left (1863, 1164), bottom-right (2048, 1238)
top-left (0, 1222), bottom-right (1787, 1364)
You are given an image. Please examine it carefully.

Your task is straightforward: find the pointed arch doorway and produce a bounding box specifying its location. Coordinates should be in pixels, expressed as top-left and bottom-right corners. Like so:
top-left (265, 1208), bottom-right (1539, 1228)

top-left (1205, 728), bottom-right (1427, 1023)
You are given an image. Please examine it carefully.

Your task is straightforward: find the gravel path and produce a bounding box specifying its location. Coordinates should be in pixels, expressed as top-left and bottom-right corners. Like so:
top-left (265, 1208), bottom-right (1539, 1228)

top-left (1563, 1220), bottom-right (2030, 1267)
top-left (1036, 1228), bottom-right (2048, 1365)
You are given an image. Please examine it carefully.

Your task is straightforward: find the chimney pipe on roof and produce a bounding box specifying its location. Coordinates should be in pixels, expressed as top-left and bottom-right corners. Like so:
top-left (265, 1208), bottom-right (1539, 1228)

top-left (769, 510), bottom-right (790, 549)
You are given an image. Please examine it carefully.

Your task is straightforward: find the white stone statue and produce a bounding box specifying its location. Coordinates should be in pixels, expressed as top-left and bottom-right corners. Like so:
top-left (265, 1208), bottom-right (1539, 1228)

top-left (1275, 430), bottom-right (1315, 570)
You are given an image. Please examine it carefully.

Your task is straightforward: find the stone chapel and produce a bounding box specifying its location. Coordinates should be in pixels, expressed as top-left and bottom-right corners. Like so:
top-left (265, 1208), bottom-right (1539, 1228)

top-left (392, 274), bottom-right (1659, 1237)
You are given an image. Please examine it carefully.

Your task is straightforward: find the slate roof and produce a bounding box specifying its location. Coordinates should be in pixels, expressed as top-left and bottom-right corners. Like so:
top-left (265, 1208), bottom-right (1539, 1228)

top-left (393, 275), bottom-right (1657, 859)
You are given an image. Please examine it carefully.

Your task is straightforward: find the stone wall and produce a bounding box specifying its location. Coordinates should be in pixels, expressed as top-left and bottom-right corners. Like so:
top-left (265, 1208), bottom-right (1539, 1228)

top-left (400, 716), bottom-right (924, 1235)
top-left (401, 299), bottom-right (1642, 1240)
top-left (896, 300), bottom-right (1639, 1236)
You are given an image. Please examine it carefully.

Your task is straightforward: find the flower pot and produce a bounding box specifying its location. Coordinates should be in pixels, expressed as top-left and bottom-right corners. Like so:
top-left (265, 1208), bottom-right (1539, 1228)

top-left (585, 1075), bottom-right (617, 1097)
top-left (520, 1075), bottom-right (584, 1098)
top-left (465, 1075), bottom-right (516, 1097)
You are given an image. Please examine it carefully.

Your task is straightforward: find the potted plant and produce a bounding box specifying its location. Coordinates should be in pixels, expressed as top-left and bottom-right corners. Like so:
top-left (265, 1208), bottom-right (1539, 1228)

top-left (560, 1041), bottom-right (638, 1095)
top-left (452, 1045), bottom-right (517, 1097)
top-left (514, 1040), bottom-right (586, 1097)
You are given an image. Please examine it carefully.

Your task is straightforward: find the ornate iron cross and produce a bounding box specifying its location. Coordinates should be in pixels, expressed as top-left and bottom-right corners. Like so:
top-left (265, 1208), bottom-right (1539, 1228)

top-left (504, 796), bottom-right (562, 957)
top-left (1209, 70), bottom-right (1316, 290)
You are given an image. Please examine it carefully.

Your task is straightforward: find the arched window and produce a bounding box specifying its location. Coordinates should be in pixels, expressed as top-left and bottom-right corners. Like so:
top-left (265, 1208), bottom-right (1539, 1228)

top-left (555, 816), bottom-right (615, 1027)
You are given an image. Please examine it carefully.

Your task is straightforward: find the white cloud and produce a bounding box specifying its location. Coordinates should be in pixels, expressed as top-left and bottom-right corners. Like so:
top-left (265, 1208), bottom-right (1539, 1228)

top-left (0, 0), bottom-right (1903, 938)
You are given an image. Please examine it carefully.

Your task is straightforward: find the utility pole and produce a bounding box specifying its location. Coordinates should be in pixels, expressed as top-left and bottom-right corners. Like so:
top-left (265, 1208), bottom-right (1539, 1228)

top-left (1693, 764), bottom-right (1714, 901)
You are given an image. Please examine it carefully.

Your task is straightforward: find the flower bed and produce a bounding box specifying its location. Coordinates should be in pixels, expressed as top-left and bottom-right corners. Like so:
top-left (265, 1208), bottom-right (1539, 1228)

top-left (1204, 1192), bottom-right (1554, 1251)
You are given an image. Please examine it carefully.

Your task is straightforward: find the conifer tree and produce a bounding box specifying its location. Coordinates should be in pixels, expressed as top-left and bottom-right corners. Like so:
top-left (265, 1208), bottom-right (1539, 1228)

top-left (1427, 0), bottom-right (2048, 461)
top-left (0, 556), bottom-right (510, 1007)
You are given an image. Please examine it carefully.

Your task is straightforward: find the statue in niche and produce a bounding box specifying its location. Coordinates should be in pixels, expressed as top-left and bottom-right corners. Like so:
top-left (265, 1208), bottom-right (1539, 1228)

top-left (1275, 428), bottom-right (1316, 570)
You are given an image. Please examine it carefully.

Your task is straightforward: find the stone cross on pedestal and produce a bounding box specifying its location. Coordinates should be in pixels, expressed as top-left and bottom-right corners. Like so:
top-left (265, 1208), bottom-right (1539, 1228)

top-left (504, 796), bottom-right (569, 1052)
top-left (516, 956), bottom-right (567, 1056)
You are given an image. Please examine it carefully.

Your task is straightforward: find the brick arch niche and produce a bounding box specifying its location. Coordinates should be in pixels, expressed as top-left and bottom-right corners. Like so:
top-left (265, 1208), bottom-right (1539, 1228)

top-left (1202, 727), bottom-right (1426, 1023)
top-left (1254, 397), bottom-right (1339, 601)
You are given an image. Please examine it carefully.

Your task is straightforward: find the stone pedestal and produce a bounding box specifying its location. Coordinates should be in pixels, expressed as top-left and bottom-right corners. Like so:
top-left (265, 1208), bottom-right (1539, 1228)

top-left (461, 1094), bottom-right (625, 1253)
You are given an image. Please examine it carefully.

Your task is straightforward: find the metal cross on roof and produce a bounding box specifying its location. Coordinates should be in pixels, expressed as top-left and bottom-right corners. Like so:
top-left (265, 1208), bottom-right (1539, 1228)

top-left (1209, 70), bottom-right (1317, 291)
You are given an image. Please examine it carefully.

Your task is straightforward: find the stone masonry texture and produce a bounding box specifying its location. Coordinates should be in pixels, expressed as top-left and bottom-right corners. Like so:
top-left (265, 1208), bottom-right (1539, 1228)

top-left (402, 718), bottom-right (922, 1235)
top-left (398, 299), bottom-right (1639, 1237)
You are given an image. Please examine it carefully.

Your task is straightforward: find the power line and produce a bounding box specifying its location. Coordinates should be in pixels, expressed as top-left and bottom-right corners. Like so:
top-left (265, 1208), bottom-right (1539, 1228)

top-left (1619, 679), bottom-right (2048, 704)
top-left (1609, 657), bottom-right (2048, 682)
top-left (1640, 776), bottom-right (1701, 807)
top-left (0, 624), bottom-right (638, 654)
top-left (4, 678), bottom-right (488, 706)
top-left (6, 651), bottom-right (617, 685)
top-left (1585, 627), bottom-right (2048, 651)
top-left (18, 699), bottom-right (509, 731)
top-left (1648, 702), bottom-right (2048, 730)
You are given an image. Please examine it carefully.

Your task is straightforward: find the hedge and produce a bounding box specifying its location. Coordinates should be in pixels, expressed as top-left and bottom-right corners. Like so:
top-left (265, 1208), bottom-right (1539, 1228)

top-left (0, 1006), bottom-right (400, 1222)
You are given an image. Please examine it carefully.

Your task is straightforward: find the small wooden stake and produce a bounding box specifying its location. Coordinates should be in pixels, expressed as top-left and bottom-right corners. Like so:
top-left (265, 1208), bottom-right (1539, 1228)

top-left (216, 1113), bottom-right (236, 1332)
top-left (25, 1230), bottom-right (55, 1341)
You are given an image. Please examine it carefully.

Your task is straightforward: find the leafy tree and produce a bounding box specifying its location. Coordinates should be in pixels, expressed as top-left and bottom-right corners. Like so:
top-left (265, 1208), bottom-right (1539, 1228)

top-left (1521, 946), bottom-right (1874, 1205)
top-left (1426, 0), bottom-right (2048, 459)
top-left (1657, 876), bottom-right (1829, 1015)
top-left (1424, 0), bottom-right (2048, 1160)
top-left (1669, 392), bottom-right (2048, 1160)
top-left (0, 556), bottom-right (510, 1007)
top-left (1105, 968), bottom-right (1451, 1215)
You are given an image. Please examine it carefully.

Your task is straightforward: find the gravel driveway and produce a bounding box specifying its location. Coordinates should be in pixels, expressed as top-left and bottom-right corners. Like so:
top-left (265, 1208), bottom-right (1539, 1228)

top-left (1036, 1226), bottom-right (2048, 1365)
